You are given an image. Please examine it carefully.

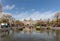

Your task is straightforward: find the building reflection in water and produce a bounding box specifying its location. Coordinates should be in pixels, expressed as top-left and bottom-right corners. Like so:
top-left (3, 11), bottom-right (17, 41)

top-left (0, 28), bottom-right (59, 41)
top-left (55, 30), bottom-right (60, 41)
top-left (0, 33), bottom-right (13, 41)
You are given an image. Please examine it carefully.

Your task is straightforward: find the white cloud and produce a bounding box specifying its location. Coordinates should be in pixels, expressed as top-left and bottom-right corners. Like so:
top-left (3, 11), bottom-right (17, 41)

top-left (3, 5), bottom-right (15, 10)
top-left (13, 10), bottom-right (57, 21)
top-left (30, 11), bottom-right (56, 20)
top-left (2, 10), bottom-right (59, 21)
top-left (21, 8), bottom-right (24, 10)
top-left (31, 9), bottom-right (36, 11)
top-left (2, 12), bottom-right (12, 14)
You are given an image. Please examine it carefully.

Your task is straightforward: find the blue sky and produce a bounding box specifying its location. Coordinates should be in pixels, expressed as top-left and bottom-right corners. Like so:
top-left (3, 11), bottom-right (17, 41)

top-left (1, 0), bottom-right (60, 20)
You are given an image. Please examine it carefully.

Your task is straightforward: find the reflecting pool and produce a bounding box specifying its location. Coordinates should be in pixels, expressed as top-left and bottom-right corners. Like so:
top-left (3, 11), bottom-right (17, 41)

top-left (0, 28), bottom-right (60, 41)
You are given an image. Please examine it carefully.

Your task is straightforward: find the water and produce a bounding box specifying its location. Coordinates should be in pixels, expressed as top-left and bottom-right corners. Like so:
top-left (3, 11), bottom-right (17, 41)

top-left (0, 28), bottom-right (60, 41)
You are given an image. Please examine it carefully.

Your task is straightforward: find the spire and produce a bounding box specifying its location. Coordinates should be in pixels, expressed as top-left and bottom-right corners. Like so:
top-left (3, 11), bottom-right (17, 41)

top-left (29, 18), bottom-right (32, 21)
top-left (24, 19), bottom-right (27, 21)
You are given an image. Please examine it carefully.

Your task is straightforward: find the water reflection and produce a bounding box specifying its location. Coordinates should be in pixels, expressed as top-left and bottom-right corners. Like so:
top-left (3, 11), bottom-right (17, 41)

top-left (55, 30), bottom-right (60, 41)
top-left (0, 28), bottom-right (60, 41)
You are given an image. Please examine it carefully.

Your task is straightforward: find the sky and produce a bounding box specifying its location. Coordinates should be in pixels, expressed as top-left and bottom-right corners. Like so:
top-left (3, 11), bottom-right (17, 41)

top-left (1, 0), bottom-right (60, 21)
